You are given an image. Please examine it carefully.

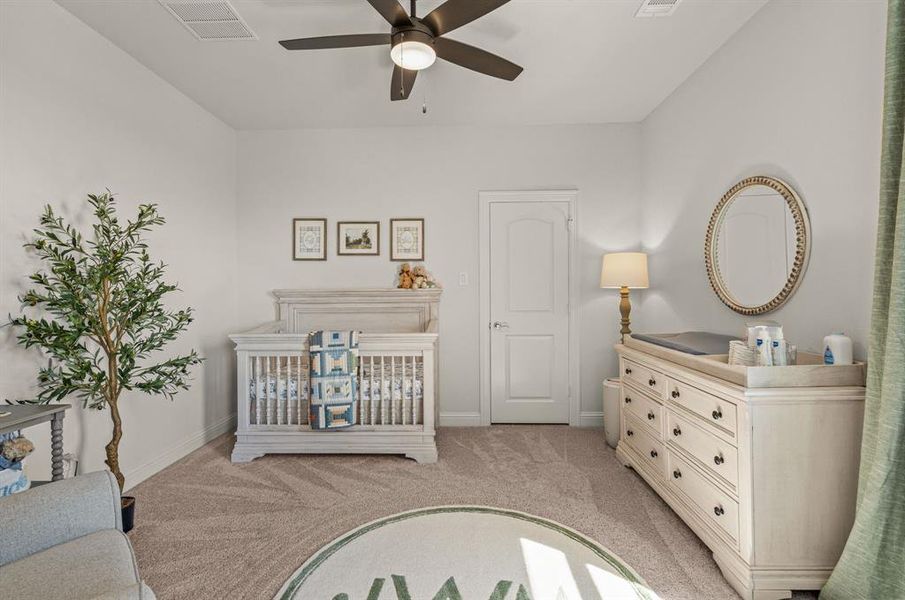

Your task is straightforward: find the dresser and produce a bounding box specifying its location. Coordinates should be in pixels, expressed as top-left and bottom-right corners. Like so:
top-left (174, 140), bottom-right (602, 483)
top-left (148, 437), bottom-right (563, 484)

top-left (616, 337), bottom-right (865, 600)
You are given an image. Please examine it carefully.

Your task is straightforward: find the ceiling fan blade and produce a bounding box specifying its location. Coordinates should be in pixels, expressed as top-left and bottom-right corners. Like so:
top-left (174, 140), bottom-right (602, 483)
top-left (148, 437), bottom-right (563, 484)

top-left (366, 0), bottom-right (412, 28)
top-left (434, 37), bottom-right (523, 81)
top-left (391, 65), bottom-right (418, 101)
top-left (422, 0), bottom-right (512, 36)
top-left (279, 33), bottom-right (391, 50)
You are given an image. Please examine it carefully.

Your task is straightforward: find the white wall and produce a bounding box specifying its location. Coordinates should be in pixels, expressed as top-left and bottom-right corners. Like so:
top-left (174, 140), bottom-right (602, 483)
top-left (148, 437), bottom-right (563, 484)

top-left (0, 1), bottom-right (238, 488)
top-left (237, 125), bottom-right (642, 424)
top-left (638, 0), bottom-right (887, 358)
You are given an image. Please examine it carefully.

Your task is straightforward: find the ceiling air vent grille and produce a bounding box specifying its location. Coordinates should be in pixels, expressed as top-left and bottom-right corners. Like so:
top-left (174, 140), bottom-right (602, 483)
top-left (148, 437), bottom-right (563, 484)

top-left (159, 0), bottom-right (257, 41)
top-left (634, 0), bottom-right (683, 18)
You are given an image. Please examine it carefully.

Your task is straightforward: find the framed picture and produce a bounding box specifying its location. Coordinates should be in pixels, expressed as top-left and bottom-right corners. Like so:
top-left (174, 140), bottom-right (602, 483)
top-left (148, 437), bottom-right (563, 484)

top-left (337, 221), bottom-right (380, 256)
top-left (390, 218), bottom-right (425, 261)
top-left (293, 218), bottom-right (327, 261)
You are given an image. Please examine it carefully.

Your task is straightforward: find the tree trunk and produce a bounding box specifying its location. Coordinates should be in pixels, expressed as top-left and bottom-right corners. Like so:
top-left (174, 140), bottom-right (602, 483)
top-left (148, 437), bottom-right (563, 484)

top-left (105, 396), bottom-right (125, 491)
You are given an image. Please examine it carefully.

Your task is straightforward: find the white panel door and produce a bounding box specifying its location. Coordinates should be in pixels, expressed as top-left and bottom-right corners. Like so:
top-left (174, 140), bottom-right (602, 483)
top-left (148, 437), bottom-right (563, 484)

top-left (490, 201), bottom-right (571, 423)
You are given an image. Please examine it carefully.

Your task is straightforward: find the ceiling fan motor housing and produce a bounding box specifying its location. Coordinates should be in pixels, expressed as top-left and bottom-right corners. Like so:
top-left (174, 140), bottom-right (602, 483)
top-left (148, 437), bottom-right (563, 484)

top-left (391, 20), bottom-right (435, 50)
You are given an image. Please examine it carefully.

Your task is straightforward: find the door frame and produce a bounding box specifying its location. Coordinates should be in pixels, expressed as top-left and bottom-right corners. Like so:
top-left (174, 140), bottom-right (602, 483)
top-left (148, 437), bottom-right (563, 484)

top-left (478, 189), bottom-right (580, 426)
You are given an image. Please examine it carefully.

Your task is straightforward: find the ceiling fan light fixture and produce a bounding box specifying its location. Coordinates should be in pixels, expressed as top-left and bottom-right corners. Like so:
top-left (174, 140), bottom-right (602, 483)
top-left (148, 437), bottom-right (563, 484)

top-left (390, 40), bottom-right (436, 70)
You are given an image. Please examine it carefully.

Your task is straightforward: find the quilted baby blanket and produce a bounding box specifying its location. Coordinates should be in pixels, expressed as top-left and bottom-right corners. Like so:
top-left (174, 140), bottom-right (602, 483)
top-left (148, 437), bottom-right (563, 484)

top-left (308, 330), bottom-right (359, 430)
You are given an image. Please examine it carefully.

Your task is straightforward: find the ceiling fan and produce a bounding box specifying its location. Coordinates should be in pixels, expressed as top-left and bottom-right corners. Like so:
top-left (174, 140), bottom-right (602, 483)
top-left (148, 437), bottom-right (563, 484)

top-left (279, 0), bottom-right (523, 101)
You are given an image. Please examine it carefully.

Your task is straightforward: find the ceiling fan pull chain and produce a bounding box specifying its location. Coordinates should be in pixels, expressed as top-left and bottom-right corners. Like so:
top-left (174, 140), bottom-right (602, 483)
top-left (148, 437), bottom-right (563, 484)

top-left (399, 32), bottom-right (406, 98)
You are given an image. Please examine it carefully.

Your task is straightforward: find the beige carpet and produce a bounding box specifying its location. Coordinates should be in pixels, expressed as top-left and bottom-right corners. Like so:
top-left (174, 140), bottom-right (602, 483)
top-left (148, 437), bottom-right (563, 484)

top-left (128, 426), bottom-right (818, 600)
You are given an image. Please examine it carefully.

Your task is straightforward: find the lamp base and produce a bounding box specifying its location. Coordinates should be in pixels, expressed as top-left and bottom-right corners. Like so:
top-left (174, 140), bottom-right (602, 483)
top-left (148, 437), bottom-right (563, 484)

top-left (619, 286), bottom-right (632, 342)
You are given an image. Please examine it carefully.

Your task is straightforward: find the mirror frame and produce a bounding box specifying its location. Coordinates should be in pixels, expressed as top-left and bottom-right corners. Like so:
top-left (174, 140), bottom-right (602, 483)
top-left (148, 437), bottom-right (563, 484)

top-left (704, 175), bottom-right (811, 315)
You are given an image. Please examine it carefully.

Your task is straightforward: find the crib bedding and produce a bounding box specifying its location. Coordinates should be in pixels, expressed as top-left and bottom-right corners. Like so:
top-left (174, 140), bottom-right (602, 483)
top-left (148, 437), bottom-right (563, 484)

top-left (247, 360), bottom-right (424, 426)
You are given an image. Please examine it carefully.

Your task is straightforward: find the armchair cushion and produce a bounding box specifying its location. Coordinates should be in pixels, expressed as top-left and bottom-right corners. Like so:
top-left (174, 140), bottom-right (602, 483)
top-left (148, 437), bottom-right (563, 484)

top-left (0, 529), bottom-right (150, 600)
top-left (0, 471), bottom-right (122, 566)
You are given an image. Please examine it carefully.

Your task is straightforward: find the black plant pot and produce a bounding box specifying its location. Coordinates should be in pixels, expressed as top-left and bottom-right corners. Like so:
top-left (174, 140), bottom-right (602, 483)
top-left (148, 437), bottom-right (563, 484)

top-left (121, 496), bottom-right (136, 533)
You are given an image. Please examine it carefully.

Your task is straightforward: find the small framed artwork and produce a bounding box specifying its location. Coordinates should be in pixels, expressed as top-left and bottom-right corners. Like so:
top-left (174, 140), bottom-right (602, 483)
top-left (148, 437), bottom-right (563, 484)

top-left (293, 218), bottom-right (327, 261)
top-left (337, 221), bottom-right (380, 256)
top-left (390, 218), bottom-right (425, 261)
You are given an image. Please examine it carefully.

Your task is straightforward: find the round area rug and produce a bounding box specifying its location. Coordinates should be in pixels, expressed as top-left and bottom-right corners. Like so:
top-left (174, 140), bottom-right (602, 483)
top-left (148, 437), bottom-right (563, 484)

top-left (275, 506), bottom-right (659, 600)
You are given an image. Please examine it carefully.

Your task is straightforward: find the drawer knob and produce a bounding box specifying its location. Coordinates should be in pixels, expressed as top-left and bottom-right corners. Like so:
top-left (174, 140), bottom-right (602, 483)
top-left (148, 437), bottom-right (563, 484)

top-left (648, 378), bottom-right (657, 387)
top-left (673, 426), bottom-right (682, 437)
top-left (625, 367), bottom-right (632, 375)
top-left (626, 429), bottom-right (634, 437)
top-left (650, 449), bottom-right (658, 458)
top-left (713, 453), bottom-right (725, 465)
top-left (673, 469), bottom-right (682, 479)
top-left (714, 505), bottom-right (725, 516)
top-left (647, 411), bottom-right (655, 421)
top-left (624, 397), bottom-right (632, 404)
top-left (712, 408), bottom-right (723, 420)
top-left (671, 389), bottom-right (680, 399)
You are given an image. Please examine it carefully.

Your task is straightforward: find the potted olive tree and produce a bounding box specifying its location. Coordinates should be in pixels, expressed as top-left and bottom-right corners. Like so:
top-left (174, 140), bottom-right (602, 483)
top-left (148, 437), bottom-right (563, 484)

top-left (13, 192), bottom-right (202, 530)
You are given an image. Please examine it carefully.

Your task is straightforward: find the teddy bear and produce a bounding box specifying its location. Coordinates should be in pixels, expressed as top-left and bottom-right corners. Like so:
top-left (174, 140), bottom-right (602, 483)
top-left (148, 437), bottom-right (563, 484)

top-left (412, 265), bottom-right (428, 289)
top-left (397, 263), bottom-right (414, 289)
top-left (0, 435), bottom-right (34, 470)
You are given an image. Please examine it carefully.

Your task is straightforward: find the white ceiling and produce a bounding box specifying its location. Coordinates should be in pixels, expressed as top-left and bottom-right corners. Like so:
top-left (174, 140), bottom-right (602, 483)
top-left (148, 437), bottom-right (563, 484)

top-left (57, 0), bottom-right (767, 130)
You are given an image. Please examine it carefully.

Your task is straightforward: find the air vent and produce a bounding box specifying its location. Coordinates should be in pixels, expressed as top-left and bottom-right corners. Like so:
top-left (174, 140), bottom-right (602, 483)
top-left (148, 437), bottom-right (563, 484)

top-left (159, 0), bottom-right (257, 41)
top-left (634, 0), bottom-right (683, 18)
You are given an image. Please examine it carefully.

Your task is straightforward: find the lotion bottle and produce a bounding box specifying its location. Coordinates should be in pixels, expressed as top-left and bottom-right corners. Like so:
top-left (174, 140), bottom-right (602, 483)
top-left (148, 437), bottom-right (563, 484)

top-left (823, 333), bottom-right (853, 365)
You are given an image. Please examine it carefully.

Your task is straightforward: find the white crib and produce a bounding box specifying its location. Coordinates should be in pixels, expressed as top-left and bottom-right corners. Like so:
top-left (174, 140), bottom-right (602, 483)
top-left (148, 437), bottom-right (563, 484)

top-left (230, 288), bottom-right (440, 464)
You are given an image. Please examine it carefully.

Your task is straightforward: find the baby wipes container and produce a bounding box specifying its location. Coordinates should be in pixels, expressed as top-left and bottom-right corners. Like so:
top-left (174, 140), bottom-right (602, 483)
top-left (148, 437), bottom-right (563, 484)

top-left (823, 333), bottom-right (853, 365)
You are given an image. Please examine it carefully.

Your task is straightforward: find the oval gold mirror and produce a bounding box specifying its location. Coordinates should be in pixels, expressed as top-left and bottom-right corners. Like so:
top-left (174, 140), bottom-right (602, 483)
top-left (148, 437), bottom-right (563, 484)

top-left (705, 176), bottom-right (811, 315)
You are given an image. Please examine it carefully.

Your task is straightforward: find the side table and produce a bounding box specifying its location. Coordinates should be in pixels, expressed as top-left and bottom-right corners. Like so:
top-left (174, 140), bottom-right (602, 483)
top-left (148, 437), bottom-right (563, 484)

top-left (0, 404), bottom-right (71, 481)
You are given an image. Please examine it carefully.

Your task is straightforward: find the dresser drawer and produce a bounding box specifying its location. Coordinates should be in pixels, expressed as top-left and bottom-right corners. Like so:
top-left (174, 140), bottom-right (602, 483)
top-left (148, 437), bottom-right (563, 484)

top-left (622, 385), bottom-right (663, 438)
top-left (667, 379), bottom-right (737, 436)
top-left (667, 410), bottom-right (739, 488)
top-left (622, 358), bottom-right (666, 400)
top-left (623, 414), bottom-right (667, 477)
top-left (668, 452), bottom-right (740, 544)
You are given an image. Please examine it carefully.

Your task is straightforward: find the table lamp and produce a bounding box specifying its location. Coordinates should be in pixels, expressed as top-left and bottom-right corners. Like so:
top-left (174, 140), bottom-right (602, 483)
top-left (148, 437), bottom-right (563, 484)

top-left (600, 252), bottom-right (649, 340)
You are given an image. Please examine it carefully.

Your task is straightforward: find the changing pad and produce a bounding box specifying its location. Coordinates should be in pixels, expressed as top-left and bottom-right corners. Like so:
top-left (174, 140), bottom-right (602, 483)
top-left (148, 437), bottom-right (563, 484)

top-left (631, 331), bottom-right (741, 356)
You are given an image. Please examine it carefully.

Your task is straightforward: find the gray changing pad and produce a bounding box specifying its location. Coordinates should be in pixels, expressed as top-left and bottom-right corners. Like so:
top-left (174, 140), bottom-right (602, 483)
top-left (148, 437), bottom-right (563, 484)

top-left (631, 331), bottom-right (741, 356)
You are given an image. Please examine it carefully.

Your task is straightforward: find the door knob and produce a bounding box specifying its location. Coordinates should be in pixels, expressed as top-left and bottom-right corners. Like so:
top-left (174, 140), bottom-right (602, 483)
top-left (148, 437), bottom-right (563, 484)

top-left (491, 321), bottom-right (510, 330)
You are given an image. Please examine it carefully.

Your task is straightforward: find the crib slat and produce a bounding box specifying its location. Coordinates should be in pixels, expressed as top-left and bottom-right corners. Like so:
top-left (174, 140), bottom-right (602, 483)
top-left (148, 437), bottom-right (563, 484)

top-left (255, 356), bottom-right (263, 425)
top-left (357, 355), bottom-right (363, 426)
top-left (399, 355), bottom-right (405, 425)
top-left (266, 356), bottom-right (273, 425)
top-left (390, 356), bottom-right (396, 425)
top-left (369, 356), bottom-right (375, 426)
top-left (381, 356), bottom-right (387, 425)
top-left (275, 356), bottom-right (283, 425)
top-left (410, 356), bottom-right (418, 425)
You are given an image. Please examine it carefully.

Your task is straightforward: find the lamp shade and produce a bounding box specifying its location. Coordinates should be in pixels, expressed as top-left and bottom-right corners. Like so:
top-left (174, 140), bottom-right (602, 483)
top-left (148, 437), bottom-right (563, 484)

top-left (600, 252), bottom-right (649, 289)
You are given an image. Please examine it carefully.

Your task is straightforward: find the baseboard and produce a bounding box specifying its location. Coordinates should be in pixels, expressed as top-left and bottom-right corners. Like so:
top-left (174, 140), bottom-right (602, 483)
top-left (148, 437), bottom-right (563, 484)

top-left (578, 411), bottom-right (604, 427)
top-left (123, 412), bottom-right (236, 491)
top-left (438, 412), bottom-right (483, 427)
top-left (440, 411), bottom-right (603, 427)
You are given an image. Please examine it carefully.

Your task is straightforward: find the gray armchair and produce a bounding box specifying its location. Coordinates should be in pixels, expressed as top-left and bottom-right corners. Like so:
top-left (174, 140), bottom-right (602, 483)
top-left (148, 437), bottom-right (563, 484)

top-left (0, 471), bottom-right (155, 600)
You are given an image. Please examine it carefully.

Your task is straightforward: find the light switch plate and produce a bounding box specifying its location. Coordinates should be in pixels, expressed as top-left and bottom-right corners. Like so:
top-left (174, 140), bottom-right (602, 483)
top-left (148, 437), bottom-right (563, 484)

top-left (458, 272), bottom-right (469, 286)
